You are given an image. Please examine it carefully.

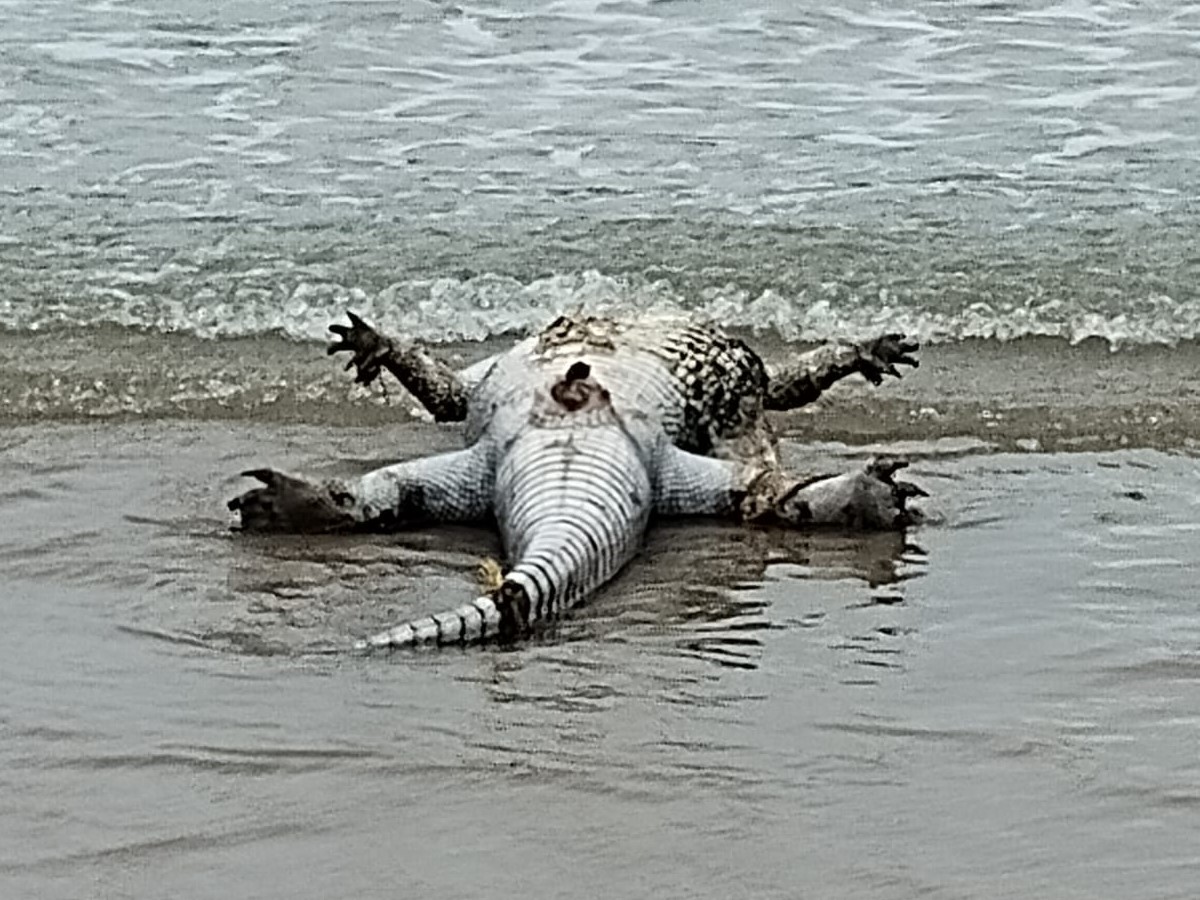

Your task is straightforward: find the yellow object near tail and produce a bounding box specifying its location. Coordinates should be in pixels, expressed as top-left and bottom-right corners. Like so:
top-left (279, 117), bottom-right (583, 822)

top-left (476, 557), bottom-right (504, 595)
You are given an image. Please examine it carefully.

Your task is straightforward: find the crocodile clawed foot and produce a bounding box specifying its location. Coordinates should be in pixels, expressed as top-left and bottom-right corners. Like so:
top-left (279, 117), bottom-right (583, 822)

top-left (228, 468), bottom-right (356, 533)
top-left (772, 456), bottom-right (926, 530)
top-left (856, 334), bottom-right (920, 386)
top-left (328, 311), bottom-right (392, 386)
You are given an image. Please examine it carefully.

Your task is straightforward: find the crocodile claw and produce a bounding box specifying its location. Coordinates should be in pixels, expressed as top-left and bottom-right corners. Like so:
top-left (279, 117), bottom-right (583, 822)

top-left (328, 311), bottom-right (390, 385)
top-left (857, 333), bottom-right (920, 386)
top-left (865, 455), bottom-right (907, 480)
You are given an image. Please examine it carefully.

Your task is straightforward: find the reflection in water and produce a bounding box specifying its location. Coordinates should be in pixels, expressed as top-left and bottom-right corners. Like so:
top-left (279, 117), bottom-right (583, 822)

top-left (609, 520), bottom-right (926, 670)
top-left (212, 510), bottom-right (926, 667)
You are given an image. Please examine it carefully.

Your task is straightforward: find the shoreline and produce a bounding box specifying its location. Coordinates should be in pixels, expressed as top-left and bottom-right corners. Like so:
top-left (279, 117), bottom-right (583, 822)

top-left (1, 328), bottom-right (1198, 453)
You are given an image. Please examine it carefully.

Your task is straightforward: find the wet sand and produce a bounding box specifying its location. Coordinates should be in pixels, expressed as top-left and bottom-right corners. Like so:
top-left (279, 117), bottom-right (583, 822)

top-left (4, 328), bottom-right (1200, 453)
top-left (2, 416), bottom-right (1198, 900)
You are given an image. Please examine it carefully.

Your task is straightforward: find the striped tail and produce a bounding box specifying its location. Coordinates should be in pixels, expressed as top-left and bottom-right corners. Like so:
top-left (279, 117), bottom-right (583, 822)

top-left (354, 439), bottom-right (651, 651)
top-left (356, 361), bottom-right (654, 652)
top-left (354, 595), bottom-right (504, 651)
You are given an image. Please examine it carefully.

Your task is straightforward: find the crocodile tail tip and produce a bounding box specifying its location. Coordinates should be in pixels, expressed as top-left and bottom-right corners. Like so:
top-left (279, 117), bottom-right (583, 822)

top-left (354, 595), bottom-right (503, 653)
top-left (353, 623), bottom-right (416, 653)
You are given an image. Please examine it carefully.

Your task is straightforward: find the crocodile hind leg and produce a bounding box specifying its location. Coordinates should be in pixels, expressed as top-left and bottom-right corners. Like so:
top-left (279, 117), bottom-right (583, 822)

top-left (327, 311), bottom-right (473, 421)
top-left (764, 334), bottom-right (919, 411)
top-left (228, 443), bottom-right (495, 532)
top-left (653, 443), bottom-right (752, 517)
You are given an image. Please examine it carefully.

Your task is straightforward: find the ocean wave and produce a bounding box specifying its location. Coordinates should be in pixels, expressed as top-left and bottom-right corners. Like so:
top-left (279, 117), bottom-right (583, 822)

top-left (1, 269), bottom-right (1195, 349)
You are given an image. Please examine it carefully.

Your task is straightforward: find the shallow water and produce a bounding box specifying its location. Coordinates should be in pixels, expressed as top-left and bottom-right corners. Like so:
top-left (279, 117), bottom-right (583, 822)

top-left (2, 422), bottom-right (1199, 899)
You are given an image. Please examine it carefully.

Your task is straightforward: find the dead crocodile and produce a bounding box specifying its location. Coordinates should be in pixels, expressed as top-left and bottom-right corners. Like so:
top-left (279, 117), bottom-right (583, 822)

top-left (228, 313), bottom-right (922, 649)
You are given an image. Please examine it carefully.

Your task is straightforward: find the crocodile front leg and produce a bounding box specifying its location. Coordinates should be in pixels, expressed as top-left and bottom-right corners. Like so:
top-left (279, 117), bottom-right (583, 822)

top-left (653, 442), bottom-right (926, 530)
top-left (327, 312), bottom-right (471, 421)
top-left (228, 444), bottom-right (495, 533)
top-left (770, 457), bottom-right (927, 529)
top-left (764, 334), bottom-right (919, 411)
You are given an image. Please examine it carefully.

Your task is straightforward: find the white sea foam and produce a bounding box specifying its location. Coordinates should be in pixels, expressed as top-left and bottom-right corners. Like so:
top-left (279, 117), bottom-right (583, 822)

top-left (3, 269), bottom-right (1194, 349)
